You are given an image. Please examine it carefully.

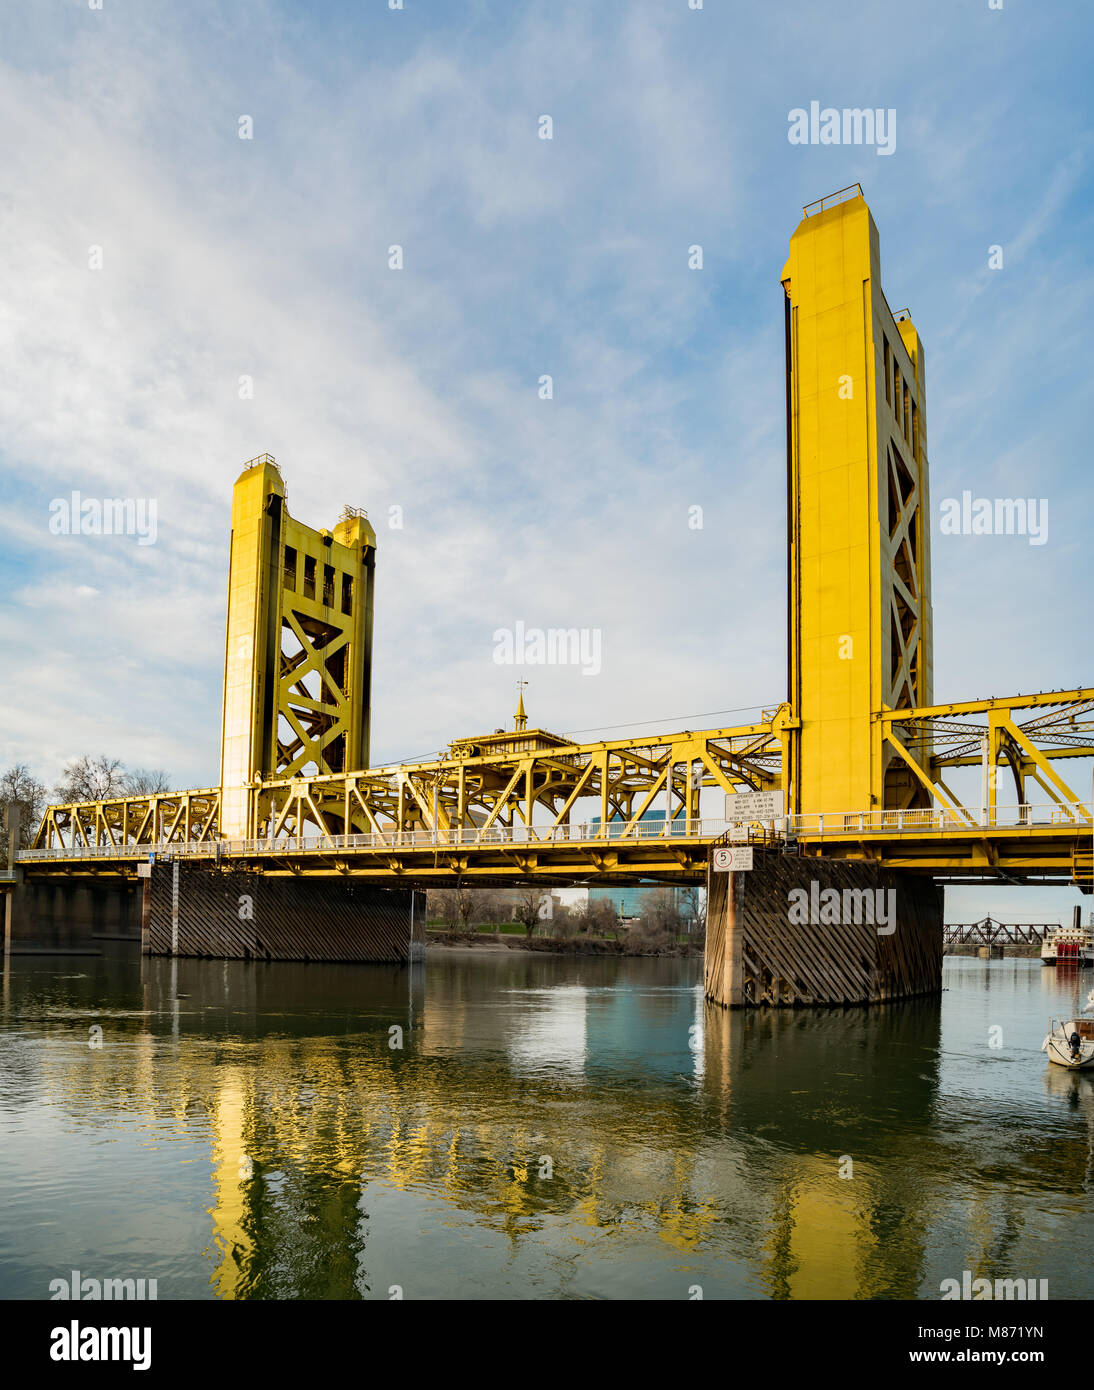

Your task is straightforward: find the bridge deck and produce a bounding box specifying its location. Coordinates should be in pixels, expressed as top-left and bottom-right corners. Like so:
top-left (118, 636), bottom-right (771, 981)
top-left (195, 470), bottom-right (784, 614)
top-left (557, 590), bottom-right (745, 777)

top-left (16, 803), bottom-right (1093, 886)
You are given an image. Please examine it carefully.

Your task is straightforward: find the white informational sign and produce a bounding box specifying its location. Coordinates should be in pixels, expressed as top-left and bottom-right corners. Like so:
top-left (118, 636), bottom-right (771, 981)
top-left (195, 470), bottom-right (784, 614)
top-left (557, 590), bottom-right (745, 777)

top-left (712, 846), bottom-right (754, 872)
top-left (136, 862), bottom-right (152, 879)
top-left (725, 790), bottom-right (784, 824)
top-left (729, 826), bottom-right (750, 844)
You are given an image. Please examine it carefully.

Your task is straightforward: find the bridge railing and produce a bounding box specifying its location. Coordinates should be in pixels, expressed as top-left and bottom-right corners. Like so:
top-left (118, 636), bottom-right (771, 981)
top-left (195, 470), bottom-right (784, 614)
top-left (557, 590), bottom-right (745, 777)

top-left (17, 801), bottom-right (1092, 860)
top-left (785, 802), bottom-right (1092, 837)
top-left (15, 818), bottom-right (732, 861)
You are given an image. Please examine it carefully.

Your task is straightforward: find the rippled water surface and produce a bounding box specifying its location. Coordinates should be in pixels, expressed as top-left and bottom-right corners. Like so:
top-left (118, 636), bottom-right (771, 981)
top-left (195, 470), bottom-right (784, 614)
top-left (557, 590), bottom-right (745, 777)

top-left (1, 948), bottom-right (1092, 1299)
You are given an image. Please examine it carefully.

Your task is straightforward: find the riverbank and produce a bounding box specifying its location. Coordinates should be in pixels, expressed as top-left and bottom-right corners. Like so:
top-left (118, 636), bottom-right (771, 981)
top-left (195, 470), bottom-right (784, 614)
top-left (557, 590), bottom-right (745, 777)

top-left (426, 930), bottom-right (703, 958)
top-left (945, 944), bottom-right (1043, 959)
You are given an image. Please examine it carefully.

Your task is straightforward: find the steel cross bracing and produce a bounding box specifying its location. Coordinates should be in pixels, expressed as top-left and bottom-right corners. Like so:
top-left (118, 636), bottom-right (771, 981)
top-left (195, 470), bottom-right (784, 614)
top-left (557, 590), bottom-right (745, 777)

top-left (877, 689), bottom-right (1094, 819)
top-left (26, 717), bottom-right (786, 883)
top-left (23, 688), bottom-right (1094, 887)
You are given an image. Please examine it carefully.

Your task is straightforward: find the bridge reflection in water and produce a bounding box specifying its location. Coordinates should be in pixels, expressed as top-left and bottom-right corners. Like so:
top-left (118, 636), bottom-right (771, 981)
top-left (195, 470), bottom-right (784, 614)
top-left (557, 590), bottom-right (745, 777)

top-left (2, 952), bottom-right (1090, 1300)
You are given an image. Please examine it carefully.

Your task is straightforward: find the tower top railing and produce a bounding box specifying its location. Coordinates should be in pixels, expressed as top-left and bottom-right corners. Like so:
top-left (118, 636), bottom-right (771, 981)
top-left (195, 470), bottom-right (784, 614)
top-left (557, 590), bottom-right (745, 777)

top-left (803, 184), bottom-right (863, 218)
top-left (239, 453), bottom-right (286, 502)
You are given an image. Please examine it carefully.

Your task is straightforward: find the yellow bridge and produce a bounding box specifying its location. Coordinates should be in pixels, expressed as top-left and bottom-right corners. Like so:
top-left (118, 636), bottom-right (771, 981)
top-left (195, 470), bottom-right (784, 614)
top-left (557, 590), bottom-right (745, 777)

top-left (17, 186), bottom-right (1094, 892)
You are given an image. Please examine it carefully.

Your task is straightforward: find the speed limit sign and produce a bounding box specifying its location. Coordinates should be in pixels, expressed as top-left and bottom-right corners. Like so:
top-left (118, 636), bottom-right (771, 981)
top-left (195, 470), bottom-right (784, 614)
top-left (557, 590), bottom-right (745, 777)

top-left (712, 846), bottom-right (754, 872)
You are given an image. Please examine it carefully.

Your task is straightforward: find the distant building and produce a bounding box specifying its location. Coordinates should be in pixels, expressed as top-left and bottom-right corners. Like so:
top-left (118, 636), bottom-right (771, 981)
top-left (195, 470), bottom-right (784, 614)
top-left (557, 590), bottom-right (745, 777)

top-left (589, 883), bottom-right (688, 921)
top-left (588, 810), bottom-right (692, 921)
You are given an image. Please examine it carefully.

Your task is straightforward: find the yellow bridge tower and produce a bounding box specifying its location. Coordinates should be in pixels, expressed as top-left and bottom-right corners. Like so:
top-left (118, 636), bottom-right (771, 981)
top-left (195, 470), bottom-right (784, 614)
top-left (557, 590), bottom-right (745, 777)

top-left (219, 455), bottom-right (377, 838)
top-left (782, 185), bottom-right (933, 818)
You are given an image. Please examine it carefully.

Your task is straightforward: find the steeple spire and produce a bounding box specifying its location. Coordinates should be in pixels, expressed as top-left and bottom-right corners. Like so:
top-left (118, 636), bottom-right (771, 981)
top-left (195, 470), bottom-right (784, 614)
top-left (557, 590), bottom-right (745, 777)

top-left (514, 680), bottom-right (528, 732)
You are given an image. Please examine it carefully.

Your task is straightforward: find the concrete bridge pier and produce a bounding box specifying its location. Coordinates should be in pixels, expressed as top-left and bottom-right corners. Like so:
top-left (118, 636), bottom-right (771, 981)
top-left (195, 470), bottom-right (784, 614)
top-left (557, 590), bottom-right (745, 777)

top-left (705, 847), bottom-right (943, 1008)
top-left (5, 793), bottom-right (141, 954)
top-left (4, 875), bottom-right (140, 955)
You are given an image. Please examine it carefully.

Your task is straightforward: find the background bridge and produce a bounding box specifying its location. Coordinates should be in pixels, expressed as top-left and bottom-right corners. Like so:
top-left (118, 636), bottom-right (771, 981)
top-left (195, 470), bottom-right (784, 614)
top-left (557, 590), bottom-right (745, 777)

top-left (942, 918), bottom-right (1055, 952)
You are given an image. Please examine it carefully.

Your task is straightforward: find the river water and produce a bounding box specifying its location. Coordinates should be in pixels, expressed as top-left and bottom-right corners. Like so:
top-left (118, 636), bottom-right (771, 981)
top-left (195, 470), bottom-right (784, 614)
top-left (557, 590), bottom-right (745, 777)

top-left (1, 948), bottom-right (1092, 1300)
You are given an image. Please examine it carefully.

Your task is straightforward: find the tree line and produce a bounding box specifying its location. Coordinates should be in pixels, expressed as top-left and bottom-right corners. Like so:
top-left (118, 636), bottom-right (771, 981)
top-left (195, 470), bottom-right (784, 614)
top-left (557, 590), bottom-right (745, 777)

top-left (425, 884), bottom-right (705, 945)
top-left (0, 762), bottom-right (706, 948)
top-left (0, 756), bottom-right (171, 853)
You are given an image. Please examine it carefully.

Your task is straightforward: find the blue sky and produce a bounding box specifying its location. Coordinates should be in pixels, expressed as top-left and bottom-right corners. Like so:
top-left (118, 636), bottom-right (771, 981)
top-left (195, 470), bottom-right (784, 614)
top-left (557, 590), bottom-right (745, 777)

top-left (0, 0), bottom-right (1090, 918)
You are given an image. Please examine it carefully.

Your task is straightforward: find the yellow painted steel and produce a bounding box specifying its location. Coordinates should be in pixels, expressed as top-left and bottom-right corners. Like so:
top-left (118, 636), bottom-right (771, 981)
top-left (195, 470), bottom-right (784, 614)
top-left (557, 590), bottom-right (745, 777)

top-left (783, 186), bottom-right (933, 817)
top-left (22, 192), bottom-right (1094, 889)
top-left (219, 455), bottom-right (376, 837)
top-left (26, 689), bottom-right (1090, 884)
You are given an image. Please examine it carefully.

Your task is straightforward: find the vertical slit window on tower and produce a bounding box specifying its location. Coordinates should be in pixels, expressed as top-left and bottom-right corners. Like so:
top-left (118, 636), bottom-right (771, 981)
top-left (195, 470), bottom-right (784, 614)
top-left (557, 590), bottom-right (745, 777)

top-left (341, 573), bottom-right (353, 616)
top-left (323, 563), bottom-right (335, 607)
top-left (884, 339), bottom-right (891, 407)
top-left (903, 384), bottom-right (911, 445)
top-left (912, 403), bottom-right (920, 461)
top-left (895, 368), bottom-right (902, 428)
top-left (303, 555), bottom-right (316, 600)
top-left (283, 545), bottom-right (296, 590)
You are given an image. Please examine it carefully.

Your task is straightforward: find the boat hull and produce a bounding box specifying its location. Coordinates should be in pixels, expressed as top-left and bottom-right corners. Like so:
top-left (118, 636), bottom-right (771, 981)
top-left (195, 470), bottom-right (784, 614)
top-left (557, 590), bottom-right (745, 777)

top-left (1043, 1018), bottom-right (1094, 1068)
top-left (1044, 1039), bottom-right (1094, 1068)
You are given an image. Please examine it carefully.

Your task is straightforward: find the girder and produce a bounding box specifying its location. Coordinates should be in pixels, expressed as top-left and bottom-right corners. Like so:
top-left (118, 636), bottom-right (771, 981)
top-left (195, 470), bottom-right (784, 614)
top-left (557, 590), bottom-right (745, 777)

top-left (21, 687), bottom-right (1093, 889)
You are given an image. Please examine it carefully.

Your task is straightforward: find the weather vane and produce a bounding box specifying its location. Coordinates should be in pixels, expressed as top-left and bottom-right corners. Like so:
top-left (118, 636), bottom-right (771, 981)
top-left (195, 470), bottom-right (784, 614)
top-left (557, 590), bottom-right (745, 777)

top-left (514, 680), bottom-right (528, 732)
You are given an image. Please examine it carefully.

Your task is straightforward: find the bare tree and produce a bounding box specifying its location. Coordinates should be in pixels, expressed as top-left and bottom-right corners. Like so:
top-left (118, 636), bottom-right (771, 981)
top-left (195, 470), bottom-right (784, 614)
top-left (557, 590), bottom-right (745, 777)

top-left (0, 764), bottom-right (48, 855)
top-left (54, 754), bottom-right (127, 802)
top-left (514, 887), bottom-right (543, 939)
top-left (455, 884), bottom-right (475, 931)
top-left (425, 889), bottom-right (448, 925)
top-left (643, 888), bottom-right (684, 933)
top-left (427, 890), bottom-right (460, 929)
top-left (476, 888), bottom-right (516, 925)
top-left (629, 888), bottom-right (684, 951)
top-left (427, 887), bottom-right (478, 931)
top-left (548, 904), bottom-right (575, 940)
top-left (587, 898), bottom-right (620, 939)
top-left (124, 768), bottom-right (171, 795)
top-left (681, 886), bottom-right (706, 936)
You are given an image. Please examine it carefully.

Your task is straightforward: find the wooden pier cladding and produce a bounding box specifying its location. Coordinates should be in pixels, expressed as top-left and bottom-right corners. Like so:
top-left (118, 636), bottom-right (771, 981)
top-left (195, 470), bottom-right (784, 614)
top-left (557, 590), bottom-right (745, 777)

top-left (147, 862), bottom-right (417, 963)
top-left (705, 848), bottom-right (943, 1008)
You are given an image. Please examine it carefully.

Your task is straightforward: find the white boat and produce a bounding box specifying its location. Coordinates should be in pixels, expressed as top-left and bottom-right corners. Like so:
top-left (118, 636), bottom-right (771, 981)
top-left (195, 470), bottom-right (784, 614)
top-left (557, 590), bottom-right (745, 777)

top-left (1043, 1003), bottom-right (1094, 1069)
top-left (1040, 922), bottom-right (1094, 966)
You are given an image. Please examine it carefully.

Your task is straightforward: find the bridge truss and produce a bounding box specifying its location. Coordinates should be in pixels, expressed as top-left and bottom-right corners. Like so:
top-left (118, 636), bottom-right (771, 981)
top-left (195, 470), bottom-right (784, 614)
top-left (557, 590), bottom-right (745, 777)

top-left (942, 919), bottom-right (1054, 951)
top-left (22, 688), bottom-right (1094, 888)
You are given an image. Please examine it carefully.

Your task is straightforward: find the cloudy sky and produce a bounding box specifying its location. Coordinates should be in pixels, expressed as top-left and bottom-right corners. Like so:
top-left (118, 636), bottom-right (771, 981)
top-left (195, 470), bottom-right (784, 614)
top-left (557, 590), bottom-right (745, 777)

top-left (0, 0), bottom-right (1089, 916)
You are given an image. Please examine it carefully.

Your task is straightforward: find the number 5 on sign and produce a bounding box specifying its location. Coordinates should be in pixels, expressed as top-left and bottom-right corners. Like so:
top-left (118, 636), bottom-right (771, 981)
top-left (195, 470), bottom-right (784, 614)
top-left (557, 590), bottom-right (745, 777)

top-left (713, 847), bottom-right (753, 872)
